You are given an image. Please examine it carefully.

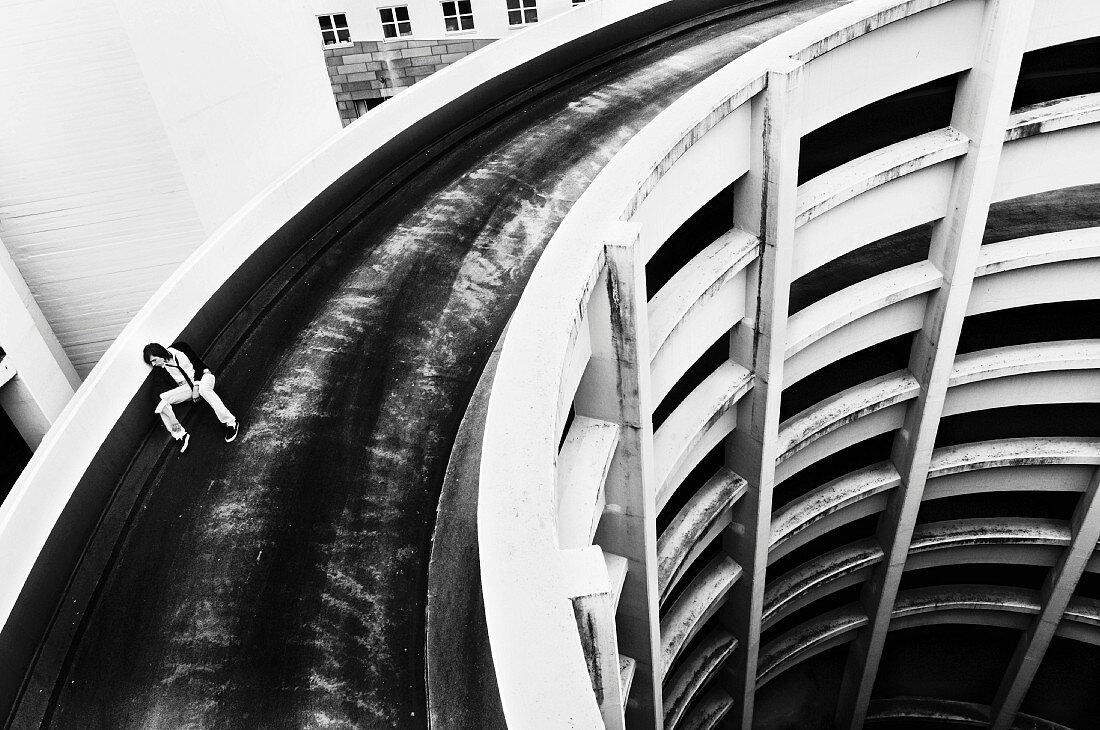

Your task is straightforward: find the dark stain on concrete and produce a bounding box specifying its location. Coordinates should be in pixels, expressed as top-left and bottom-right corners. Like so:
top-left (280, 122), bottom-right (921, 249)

top-left (424, 336), bottom-right (506, 730)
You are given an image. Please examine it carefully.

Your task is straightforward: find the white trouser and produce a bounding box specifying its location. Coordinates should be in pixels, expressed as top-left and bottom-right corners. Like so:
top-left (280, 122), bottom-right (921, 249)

top-left (156, 372), bottom-right (235, 439)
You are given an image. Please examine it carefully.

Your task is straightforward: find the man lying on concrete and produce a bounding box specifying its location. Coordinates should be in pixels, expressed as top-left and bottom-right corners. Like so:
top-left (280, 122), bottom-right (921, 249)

top-left (143, 341), bottom-right (239, 452)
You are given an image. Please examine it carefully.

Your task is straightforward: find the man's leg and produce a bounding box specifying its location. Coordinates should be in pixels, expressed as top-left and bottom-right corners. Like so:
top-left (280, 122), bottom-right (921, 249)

top-left (197, 373), bottom-right (236, 425)
top-left (198, 373), bottom-right (238, 442)
top-left (157, 385), bottom-right (193, 445)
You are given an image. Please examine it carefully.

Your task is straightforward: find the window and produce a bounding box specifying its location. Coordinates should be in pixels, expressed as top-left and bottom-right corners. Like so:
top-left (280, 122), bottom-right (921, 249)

top-left (318, 14), bottom-right (351, 45)
top-left (441, 1), bottom-right (474, 31)
top-left (506, 0), bottom-right (537, 26)
top-left (572, 0), bottom-right (586, 4)
top-left (379, 6), bottom-right (413, 38)
top-left (354, 98), bottom-right (386, 118)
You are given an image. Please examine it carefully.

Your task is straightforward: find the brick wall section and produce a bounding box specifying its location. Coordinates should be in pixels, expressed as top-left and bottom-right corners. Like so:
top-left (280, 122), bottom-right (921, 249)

top-left (323, 38), bottom-right (497, 125)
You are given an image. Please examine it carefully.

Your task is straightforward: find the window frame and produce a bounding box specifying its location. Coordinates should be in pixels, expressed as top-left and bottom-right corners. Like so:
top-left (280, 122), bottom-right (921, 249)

top-left (440, 0), bottom-right (475, 33)
top-left (505, 0), bottom-right (537, 27)
top-left (317, 13), bottom-right (352, 46)
top-left (378, 5), bottom-right (414, 39)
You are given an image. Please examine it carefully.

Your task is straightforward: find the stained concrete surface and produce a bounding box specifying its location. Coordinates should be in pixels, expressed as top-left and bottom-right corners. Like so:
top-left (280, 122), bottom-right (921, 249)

top-left (424, 335), bottom-right (506, 730)
top-left (14, 2), bottom-right (854, 728)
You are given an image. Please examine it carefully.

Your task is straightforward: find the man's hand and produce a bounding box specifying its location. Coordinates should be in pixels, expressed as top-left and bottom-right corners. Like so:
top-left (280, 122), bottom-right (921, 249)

top-left (192, 386), bottom-right (201, 401)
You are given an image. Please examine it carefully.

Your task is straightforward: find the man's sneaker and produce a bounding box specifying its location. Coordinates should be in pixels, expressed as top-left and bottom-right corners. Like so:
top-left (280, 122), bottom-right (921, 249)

top-left (178, 432), bottom-right (190, 453)
top-left (224, 422), bottom-right (239, 443)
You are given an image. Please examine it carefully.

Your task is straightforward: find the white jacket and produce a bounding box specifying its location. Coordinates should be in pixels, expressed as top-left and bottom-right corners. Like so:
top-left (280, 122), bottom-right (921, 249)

top-left (160, 347), bottom-right (201, 389)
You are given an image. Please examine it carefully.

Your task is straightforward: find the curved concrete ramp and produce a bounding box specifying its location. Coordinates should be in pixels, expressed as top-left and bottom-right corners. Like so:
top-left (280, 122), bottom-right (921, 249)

top-left (7, 1), bottom-right (851, 727)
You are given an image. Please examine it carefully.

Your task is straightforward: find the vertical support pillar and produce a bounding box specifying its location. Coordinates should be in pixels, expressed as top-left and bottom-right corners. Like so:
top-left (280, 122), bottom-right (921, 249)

top-left (575, 222), bottom-right (663, 728)
top-left (990, 466), bottom-right (1100, 730)
top-left (723, 58), bottom-right (803, 730)
top-left (0, 236), bottom-right (80, 448)
top-left (568, 548), bottom-right (629, 730)
top-left (834, 3), bottom-right (1035, 727)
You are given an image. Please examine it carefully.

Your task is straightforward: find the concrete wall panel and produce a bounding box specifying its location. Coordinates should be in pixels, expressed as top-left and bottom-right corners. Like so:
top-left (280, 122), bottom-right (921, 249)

top-left (776, 403), bottom-right (908, 485)
top-left (995, 124), bottom-right (1100, 203)
top-left (798, 0), bottom-right (983, 134)
top-left (634, 102), bottom-right (752, 262)
top-left (651, 267), bottom-right (749, 405)
top-left (1027, 0), bottom-right (1100, 51)
top-left (968, 258), bottom-right (1100, 315)
top-left (112, 0), bottom-right (341, 231)
top-left (784, 294), bottom-right (927, 387)
top-left (792, 162), bottom-right (953, 278)
top-left (943, 370), bottom-right (1100, 417)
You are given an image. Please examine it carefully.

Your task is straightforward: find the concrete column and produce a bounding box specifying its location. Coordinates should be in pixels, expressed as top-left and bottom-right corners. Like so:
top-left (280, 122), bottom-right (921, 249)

top-left (834, 3), bottom-right (1035, 727)
top-left (990, 466), bottom-right (1100, 730)
top-left (723, 58), bottom-right (803, 730)
top-left (575, 222), bottom-right (663, 728)
top-left (0, 237), bottom-right (80, 448)
top-left (572, 588), bottom-right (628, 730)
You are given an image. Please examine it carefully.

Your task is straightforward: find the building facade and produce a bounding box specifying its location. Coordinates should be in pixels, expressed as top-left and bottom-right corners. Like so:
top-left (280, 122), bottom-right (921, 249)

top-left (311, 0), bottom-right (589, 124)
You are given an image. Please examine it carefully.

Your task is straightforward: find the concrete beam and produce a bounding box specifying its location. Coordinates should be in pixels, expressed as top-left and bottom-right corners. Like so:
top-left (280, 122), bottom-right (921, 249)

top-left (723, 57), bottom-right (803, 729)
top-left (834, 2), bottom-right (1035, 726)
top-left (663, 627), bottom-right (737, 730)
top-left (761, 584), bottom-right (1100, 687)
top-left (990, 466), bottom-right (1100, 730)
top-left (779, 340), bottom-right (1100, 484)
top-left (1004, 91), bottom-right (1100, 142)
top-left (795, 126), bottom-right (968, 227)
top-left (564, 547), bottom-right (629, 730)
top-left (776, 369), bottom-right (916, 482)
top-left (765, 518), bottom-right (1083, 631)
top-left (571, 591), bottom-right (628, 730)
top-left (975, 227), bottom-right (1100, 276)
top-left (784, 260), bottom-right (942, 362)
top-left (648, 229), bottom-right (757, 404)
top-left (661, 554), bottom-right (741, 674)
top-left (869, 696), bottom-right (1074, 730)
top-left (792, 160), bottom-right (955, 280)
top-left (772, 438), bottom-right (1100, 564)
top-left (784, 293), bottom-right (929, 387)
top-left (577, 223), bottom-right (663, 729)
top-left (557, 416), bottom-right (621, 550)
top-left (657, 468), bottom-right (746, 606)
top-left (654, 361), bottom-right (752, 511)
top-left (680, 685), bottom-right (734, 730)
top-left (967, 256), bottom-right (1100, 317)
top-left (0, 236), bottom-right (79, 449)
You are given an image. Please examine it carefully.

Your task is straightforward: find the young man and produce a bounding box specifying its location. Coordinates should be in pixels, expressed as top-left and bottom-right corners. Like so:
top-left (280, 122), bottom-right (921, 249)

top-left (143, 341), bottom-right (239, 452)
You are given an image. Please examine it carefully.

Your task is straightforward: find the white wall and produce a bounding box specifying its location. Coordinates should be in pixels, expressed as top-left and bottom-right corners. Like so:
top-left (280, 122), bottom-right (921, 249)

top-left (113, 0), bottom-right (342, 231)
top-left (0, 236), bottom-right (79, 448)
top-left (0, 0), bottom-right (205, 375)
top-left (0, 0), bottom-right (340, 376)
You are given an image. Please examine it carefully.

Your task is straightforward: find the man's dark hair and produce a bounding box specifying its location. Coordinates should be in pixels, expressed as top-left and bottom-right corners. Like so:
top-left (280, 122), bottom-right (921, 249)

top-left (143, 343), bottom-right (172, 365)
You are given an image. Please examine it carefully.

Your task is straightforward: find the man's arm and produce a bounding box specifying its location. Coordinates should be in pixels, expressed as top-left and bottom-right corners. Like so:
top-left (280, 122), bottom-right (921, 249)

top-left (167, 347), bottom-right (201, 397)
